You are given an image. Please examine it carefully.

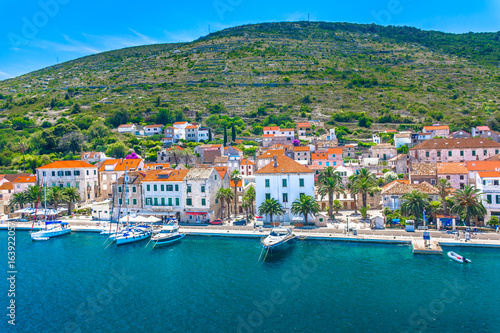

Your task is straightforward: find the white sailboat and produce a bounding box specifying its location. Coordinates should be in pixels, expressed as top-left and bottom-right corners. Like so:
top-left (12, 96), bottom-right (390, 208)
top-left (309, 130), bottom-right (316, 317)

top-left (31, 177), bottom-right (71, 241)
top-left (151, 223), bottom-right (185, 247)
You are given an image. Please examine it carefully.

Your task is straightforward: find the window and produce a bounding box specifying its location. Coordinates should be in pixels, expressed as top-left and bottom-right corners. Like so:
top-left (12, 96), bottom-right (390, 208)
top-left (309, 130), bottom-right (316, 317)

top-left (437, 151), bottom-right (441, 157)
top-left (161, 198), bottom-right (165, 206)
top-left (132, 186), bottom-right (136, 193)
top-left (215, 175), bottom-right (217, 180)
top-left (265, 179), bottom-right (270, 188)
top-left (175, 184), bottom-right (179, 191)
top-left (282, 179), bottom-right (287, 187)
top-left (94, 170), bottom-right (96, 175)
top-left (161, 184), bottom-right (165, 191)
top-left (319, 162), bottom-right (322, 166)
top-left (133, 199), bottom-right (137, 205)
top-left (168, 198), bottom-right (172, 206)
top-left (448, 151), bottom-right (452, 157)
top-left (75, 182), bottom-right (79, 188)
top-left (496, 150), bottom-right (499, 155)
top-left (64, 171), bottom-right (71, 176)
top-left (265, 193), bottom-right (271, 200)
top-left (484, 150), bottom-right (487, 156)
top-left (497, 195), bottom-right (500, 205)
top-left (86, 170), bottom-right (89, 176)
top-left (154, 198), bottom-right (158, 206)
top-left (118, 199), bottom-right (122, 205)
top-left (74, 170), bottom-right (80, 176)
top-left (58, 171), bottom-right (64, 176)
top-left (460, 151), bottom-right (464, 157)
top-left (118, 186), bottom-right (122, 193)
top-left (167, 185), bottom-right (173, 191)
top-left (146, 185), bottom-right (151, 192)
top-left (300, 193), bottom-right (305, 198)
top-left (153, 185), bottom-right (157, 191)
top-left (186, 198), bottom-right (192, 206)
top-left (201, 185), bottom-right (205, 193)
top-left (146, 198), bottom-right (152, 205)
top-left (283, 193), bottom-right (288, 203)
top-left (175, 198), bottom-right (180, 206)
top-left (202, 198), bottom-right (206, 206)
top-left (299, 178), bottom-right (304, 187)
top-left (426, 151), bottom-right (429, 157)
top-left (67, 183), bottom-right (70, 187)
top-left (487, 195), bottom-right (492, 204)
top-left (460, 175), bottom-right (464, 180)
top-left (187, 185), bottom-right (191, 193)
top-left (446, 176), bottom-right (450, 180)
top-left (472, 151), bottom-right (476, 156)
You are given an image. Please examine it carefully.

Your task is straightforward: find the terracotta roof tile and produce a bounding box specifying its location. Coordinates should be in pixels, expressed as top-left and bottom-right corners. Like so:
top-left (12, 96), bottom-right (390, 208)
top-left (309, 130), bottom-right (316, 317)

top-left (256, 149), bottom-right (284, 159)
top-left (142, 169), bottom-right (189, 182)
top-left (411, 138), bottom-right (500, 150)
top-left (424, 125), bottom-right (449, 131)
top-left (296, 122), bottom-right (312, 127)
top-left (0, 183), bottom-right (14, 190)
top-left (38, 161), bottom-right (97, 169)
top-left (411, 163), bottom-right (437, 176)
top-left (437, 162), bottom-right (468, 175)
top-left (241, 159), bottom-right (255, 166)
top-left (214, 166), bottom-right (228, 179)
top-left (466, 161), bottom-right (500, 171)
top-left (293, 146), bottom-right (310, 152)
top-left (13, 176), bottom-right (37, 183)
top-left (99, 159), bottom-right (143, 172)
top-left (381, 181), bottom-right (439, 195)
top-left (256, 155), bottom-right (314, 174)
top-left (263, 126), bottom-right (280, 131)
top-left (477, 171), bottom-right (500, 178)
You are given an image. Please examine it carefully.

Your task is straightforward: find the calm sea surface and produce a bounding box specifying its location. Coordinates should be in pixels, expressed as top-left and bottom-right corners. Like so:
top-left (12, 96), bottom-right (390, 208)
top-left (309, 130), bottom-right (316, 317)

top-left (1, 231), bottom-right (500, 333)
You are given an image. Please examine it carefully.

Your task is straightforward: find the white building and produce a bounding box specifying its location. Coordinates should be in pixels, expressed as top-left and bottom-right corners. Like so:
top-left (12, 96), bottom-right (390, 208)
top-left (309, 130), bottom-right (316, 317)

top-left (255, 155), bottom-right (315, 224)
top-left (183, 168), bottom-right (221, 223)
top-left (117, 124), bottom-right (137, 134)
top-left (144, 124), bottom-right (164, 136)
top-left (476, 171), bottom-right (500, 222)
top-left (37, 161), bottom-right (99, 202)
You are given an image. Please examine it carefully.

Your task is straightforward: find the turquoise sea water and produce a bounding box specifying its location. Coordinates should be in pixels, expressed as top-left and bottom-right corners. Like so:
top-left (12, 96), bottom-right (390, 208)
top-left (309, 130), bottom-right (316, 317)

top-left (1, 231), bottom-right (500, 333)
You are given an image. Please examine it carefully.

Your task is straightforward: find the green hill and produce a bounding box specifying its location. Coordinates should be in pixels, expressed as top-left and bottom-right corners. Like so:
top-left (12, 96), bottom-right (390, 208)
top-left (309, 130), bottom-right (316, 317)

top-left (0, 21), bottom-right (499, 170)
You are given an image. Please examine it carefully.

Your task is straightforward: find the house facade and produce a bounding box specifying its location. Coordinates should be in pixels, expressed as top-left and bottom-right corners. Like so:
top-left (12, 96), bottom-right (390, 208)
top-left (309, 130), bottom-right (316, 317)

top-left (437, 162), bottom-right (468, 189)
top-left (409, 138), bottom-right (500, 163)
top-left (381, 180), bottom-right (439, 210)
top-left (145, 124), bottom-right (163, 136)
top-left (183, 168), bottom-right (221, 223)
top-left (476, 171), bottom-right (500, 222)
top-left (37, 161), bottom-right (99, 202)
top-left (99, 159), bottom-right (144, 200)
top-left (423, 125), bottom-right (450, 138)
top-left (255, 155), bottom-right (315, 224)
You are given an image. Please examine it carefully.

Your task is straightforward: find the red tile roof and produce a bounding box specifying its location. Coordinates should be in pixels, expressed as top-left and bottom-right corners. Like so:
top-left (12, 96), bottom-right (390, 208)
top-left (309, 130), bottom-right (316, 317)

top-left (293, 146), bottom-right (310, 152)
top-left (466, 161), bottom-right (500, 171)
top-left (38, 161), bottom-right (96, 169)
top-left (241, 159), bottom-right (255, 166)
top-left (263, 126), bottom-right (280, 131)
top-left (477, 171), bottom-right (500, 178)
top-left (437, 163), bottom-right (468, 175)
top-left (99, 159), bottom-right (143, 172)
top-left (256, 155), bottom-right (314, 174)
top-left (214, 166), bottom-right (228, 179)
top-left (142, 169), bottom-right (189, 182)
top-left (296, 122), bottom-right (312, 128)
top-left (145, 124), bottom-right (163, 128)
top-left (256, 149), bottom-right (284, 159)
top-left (424, 125), bottom-right (449, 131)
top-left (411, 138), bottom-right (500, 150)
top-left (13, 176), bottom-right (37, 183)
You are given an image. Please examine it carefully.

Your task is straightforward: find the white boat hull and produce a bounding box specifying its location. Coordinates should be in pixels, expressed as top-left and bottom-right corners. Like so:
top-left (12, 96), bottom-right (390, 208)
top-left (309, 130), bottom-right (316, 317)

top-left (447, 251), bottom-right (471, 263)
top-left (31, 227), bottom-right (71, 240)
top-left (115, 230), bottom-right (152, 245)
top-left (261, 236), bottom-right (296, 253)
top-left (153, 233), bottom-right (185, 246)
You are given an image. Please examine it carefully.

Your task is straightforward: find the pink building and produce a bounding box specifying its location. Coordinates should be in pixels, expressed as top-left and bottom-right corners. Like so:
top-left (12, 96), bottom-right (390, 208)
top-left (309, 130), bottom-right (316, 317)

top-left (437, 162), bottom-right (468, 189)
top-left (423, 125), bottom-right (450, 138)
top-left (240, 159), bottom-right (255, 176)
top-left (311, 148), bottom-right (343, 167)
top-left (410, 138), bottom-right (500, 163)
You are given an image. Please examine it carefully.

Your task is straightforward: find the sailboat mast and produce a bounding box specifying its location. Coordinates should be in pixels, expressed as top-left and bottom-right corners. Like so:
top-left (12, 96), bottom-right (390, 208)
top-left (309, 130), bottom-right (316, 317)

top-left (125, 167), bottom-right (129, 227)
top-left (44, 177), bottom-right (47, 222)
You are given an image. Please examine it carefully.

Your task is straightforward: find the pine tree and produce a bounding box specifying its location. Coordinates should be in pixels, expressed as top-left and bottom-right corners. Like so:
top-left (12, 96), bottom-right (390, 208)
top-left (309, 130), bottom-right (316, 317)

top-left (231, 123), bottom-right (236, 142)
top-left (223, 125), bottom-right (227, 146)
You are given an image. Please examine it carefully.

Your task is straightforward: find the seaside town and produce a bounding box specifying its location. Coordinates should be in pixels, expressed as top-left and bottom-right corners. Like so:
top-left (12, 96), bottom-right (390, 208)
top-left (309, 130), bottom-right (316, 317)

top-left (3, 120), bottom-right (500, 247)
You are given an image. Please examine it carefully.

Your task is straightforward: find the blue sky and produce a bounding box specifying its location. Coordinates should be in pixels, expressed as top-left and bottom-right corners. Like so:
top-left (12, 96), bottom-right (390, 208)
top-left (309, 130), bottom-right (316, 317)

top-left (1, 0), bottom-right (500, 80)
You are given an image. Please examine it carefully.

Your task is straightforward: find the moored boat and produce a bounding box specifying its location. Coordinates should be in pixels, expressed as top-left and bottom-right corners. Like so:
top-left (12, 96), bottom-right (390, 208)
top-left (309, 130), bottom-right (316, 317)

top-left (152, 224), bottom-right (185, 247)
top-left (261, 227), bottom-right (296, 253)
top-left (448, 251), bottom-right (471, 263)
top-left (31, 221), bottom-right (71, 241)
top-left (115, 225), bottom-right (152, 245)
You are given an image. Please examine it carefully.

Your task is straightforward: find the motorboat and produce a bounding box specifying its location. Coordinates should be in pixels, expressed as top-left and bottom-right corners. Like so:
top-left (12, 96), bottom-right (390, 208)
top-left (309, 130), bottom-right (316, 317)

top-left (32, 237), bottom-right (49, 241)
top-left (448, 251), bottom-right (471, 264)
top-left (261, 227), bottom-right (296, 253)
top-left (115, 225), bottom-right (152, 245)
top-left (151, 224), bottom-right (185, 247)
top-left (31, 221), bottom-right (71, 241)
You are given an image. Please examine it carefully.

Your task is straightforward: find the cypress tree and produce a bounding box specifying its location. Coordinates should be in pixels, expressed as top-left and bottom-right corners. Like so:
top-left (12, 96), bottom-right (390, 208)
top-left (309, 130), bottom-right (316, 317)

top-left (231, 124), bottom-right (236, 142)
top-left (223, 126), bottom-right (227, 146)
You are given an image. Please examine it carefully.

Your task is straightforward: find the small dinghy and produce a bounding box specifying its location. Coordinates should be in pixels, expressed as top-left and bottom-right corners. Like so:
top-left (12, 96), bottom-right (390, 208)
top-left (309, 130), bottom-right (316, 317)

top-left (448, 251), bottom-right (471, 264)
top-left (32, 237), bottom-right (49, 241)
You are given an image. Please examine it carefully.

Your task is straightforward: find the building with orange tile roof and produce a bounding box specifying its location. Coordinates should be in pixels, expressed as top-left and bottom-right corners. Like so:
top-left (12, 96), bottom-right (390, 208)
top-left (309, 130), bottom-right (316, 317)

top-left (37, 160), bottom-right (99, 203)
top-left (310, 147), bottom-right (343, 167)
top-left (422, 125), bottom-right (450, 138)
top-left (81, 152), bottom-right (108, 163)
top-left (12, 175), bottom-right (37, 193)
top-left (240, 159), bottom-right (255, 177)
top-left (296, 122), bottom-right (312, 137)
top-left (98, 159), bottom-right (145, 199)
top-left (436, 162), bottom-right (468, 189)
top-left (255, 155), bottom-right (314, 224)
top-left (144, 124), bottom-right (164, 136)
top-left (256, 149), bottom-right (285, 169)
top-left (262, 127), bottom-right (295, 148)
top-left (475, 170), bottom-right (500, 222)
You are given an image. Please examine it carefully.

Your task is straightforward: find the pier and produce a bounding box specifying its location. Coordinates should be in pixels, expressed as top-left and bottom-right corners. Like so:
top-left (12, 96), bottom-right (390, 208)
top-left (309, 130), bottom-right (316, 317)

top-left (411, 238), bottom-right (443, 254)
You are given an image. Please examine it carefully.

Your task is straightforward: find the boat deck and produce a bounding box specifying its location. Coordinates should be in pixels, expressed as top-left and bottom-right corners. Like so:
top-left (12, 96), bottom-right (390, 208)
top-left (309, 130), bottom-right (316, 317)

top-left (411, 238), bottom-right (443, 255)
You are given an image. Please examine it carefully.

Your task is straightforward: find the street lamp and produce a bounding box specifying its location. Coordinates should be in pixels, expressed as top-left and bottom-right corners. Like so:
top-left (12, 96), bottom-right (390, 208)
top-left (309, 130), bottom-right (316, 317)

top-left (346, 216), bottom-right (349, 235)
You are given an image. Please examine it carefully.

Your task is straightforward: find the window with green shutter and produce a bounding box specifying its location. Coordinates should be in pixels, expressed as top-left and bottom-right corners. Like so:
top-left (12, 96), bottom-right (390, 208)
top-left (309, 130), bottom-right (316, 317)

top-left (448, 151), bottom-right (452, 157)
top-left (283, 193), bottom-right (288, 203)
top-left (118, 198), bottom-right (122, 205)
top-left (265, 193), bottom-right (271, 200)
top-left (168, 198), bottom-right (172, 206)
top-left (167, 185), bottom-right (173, 191)
top-left (484, 150), bottom-right (487, 156)
top-left (161, 184), bottom-right (165, 191)
top-left (265, 179), bottom-right (270, 187)
top-left (153, 184), bottom-right (157, 191)
top-left (426, 151), bottom-right (429, 157)
top-left (282, 179), bottom-right (287, 187)
top-left (154, 198), bottom-right (158, 206)
top-left (132, 199), bottom-right (137, 205)
top-left (175, 198), bottom-right (179, 206)
top-left (175, 184), bottom-right (179, 191)
top-left (472, 151), bottom-right (476, 156)
top-left (187, 185), bottom-right (191, 193)
top-left (161, 198), bottom-right (165, 206)
top-left (132, 186), bottom-right (136, 193)
top-left (118, 186), bottom-right (122, 193)
top-left (299, 178), bottom-right (304, 187)
top-left (202, 198), bottom-right (206, 206)
top-left (146, 184), bottom-right (150, 191)
top-left (201, 185), bottom-right (205, 193)
top-left (437, 151), bottom-right (441, 157)
top-left (460, 151), bottom-right (464, 157)
top-left (186, 198), bottom-right (192, 206)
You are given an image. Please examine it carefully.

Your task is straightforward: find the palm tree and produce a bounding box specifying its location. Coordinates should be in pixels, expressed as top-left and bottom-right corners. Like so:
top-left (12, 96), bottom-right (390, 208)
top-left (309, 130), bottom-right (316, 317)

top-left (241, 197), bottom-right (251, 223)
top-left (401, 190), bottom-right (429, 225)
top-left (291, 194), bottom-right (320, 225)
top-left (352, 169), bottom-right (379, 209)
top-left (243, 185), bottom-right (255, 215)
top-left (317, 167), bottom-right (344, 219)
top-left (347, 174), bottom-right (359, 215)
top-left (258, 198), bottom-right (284, 225)
top-left (436, 178), bottom-right (451, 216)
top-left (230, 170), bottom-right (242, 217)
top-left (427, 200), bottom-right (443, 224)
top-left (224, 189), bottom-right (234, 219)
top-left (332, 199), bottom-right (342, 215)
top-left (216, 187), bottom-right (229, 219)
top-left (63, 187), bottom-right (81, 215)
top-left (25, 185), bottom-right (42, 207)
top-left (451, 185), bottom-right (487, 227)
top-left (47, 186), bottom-right (68, 209)
top-left (9, 192), bottom-right (28, 210)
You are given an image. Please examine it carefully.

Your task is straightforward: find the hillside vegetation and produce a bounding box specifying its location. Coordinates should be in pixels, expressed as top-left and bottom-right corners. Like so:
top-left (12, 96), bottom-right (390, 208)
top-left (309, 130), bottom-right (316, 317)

top-left (0, 21), bottom-right (499, 170)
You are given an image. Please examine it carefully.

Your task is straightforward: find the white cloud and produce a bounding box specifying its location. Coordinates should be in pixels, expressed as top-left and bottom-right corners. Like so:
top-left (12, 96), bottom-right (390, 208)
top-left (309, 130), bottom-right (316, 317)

top-left (0, 70), bottom-right (12, 79)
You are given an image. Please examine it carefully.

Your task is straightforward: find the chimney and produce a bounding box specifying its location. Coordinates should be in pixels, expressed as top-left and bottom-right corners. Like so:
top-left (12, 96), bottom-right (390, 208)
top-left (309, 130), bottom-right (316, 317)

top-left (273, 155), bottom-right (278, 168)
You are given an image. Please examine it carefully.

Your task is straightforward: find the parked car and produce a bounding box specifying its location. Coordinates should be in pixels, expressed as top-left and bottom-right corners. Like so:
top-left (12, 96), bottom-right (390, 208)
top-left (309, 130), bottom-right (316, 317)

top-left (233, 219), bottom-right (247, 226)
top-left (209, 219), bottom-right (223, 225)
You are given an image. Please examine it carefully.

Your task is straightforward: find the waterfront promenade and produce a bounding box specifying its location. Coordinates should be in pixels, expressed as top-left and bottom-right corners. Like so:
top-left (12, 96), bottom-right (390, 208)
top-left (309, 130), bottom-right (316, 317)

top-left (3, 218), bottom-right (500, 248)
